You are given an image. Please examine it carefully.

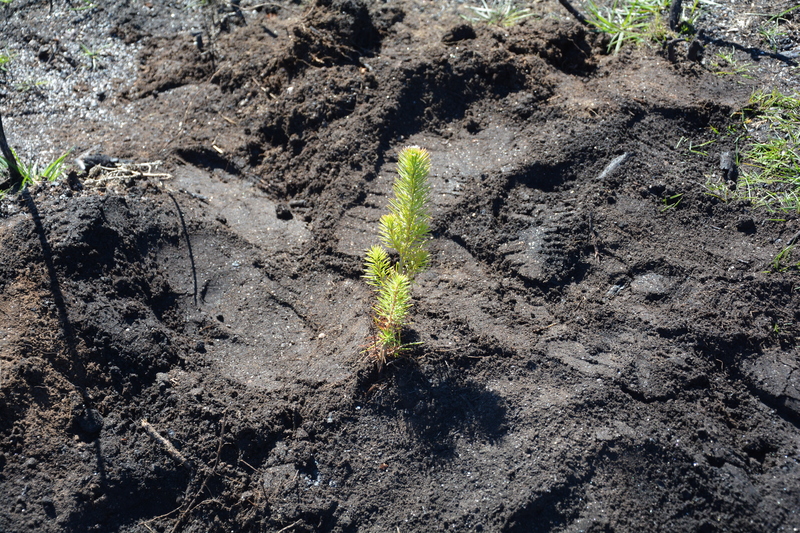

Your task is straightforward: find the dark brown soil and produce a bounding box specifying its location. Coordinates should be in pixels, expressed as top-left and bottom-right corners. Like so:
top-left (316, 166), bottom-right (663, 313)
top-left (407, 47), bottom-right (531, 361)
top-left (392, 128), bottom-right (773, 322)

top-left (1, 0), bottom-right (800, 531)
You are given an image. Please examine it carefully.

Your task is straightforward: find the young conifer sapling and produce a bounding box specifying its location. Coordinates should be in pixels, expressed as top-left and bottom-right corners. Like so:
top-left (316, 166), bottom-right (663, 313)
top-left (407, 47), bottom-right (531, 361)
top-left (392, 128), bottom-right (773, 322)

top-left (363, 146), bottom-right (431, 365)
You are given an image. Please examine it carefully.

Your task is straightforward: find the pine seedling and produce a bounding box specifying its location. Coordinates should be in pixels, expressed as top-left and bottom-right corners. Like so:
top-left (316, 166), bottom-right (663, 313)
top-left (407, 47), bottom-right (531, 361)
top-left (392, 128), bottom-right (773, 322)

top-left (380, 147), bottom-right (432, 278)
top-left (363, 146), bottom-right (432, 365)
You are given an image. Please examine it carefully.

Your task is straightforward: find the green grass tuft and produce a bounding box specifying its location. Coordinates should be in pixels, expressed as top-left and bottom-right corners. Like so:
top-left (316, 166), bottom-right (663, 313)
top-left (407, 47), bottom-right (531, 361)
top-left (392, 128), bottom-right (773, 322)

top-left (769, 244), bottom-right (799, 272)
top-left (585, 0), bottom-right (669, 54)
top-left (710, 48), bottom-right (753, 78)
top-left (733, 89), bottom-right (800, 212)
top-left (0, 147), bottom-right (72, 191)
top-left (0, 50), bottom-right (14, 72)
top-left (463, 0), bottom-right (535, 27)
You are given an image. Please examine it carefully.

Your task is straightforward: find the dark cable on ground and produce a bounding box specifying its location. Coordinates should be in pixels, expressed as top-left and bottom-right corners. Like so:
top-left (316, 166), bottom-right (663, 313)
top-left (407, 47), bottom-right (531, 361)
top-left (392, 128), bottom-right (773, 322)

top-left (0, 112), bottom-right (25, 191)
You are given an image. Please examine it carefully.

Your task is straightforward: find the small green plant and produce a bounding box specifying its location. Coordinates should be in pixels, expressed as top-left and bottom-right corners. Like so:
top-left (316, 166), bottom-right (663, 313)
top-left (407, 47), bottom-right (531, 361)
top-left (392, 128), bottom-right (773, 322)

top-left (80, 44), bottom-right (108, 71)
top-left (463, 0), bottom-right (534, 27)
top-left (660, 193), bottom-right (683, 212)
top-left (15, 79), bottom-right (46, 93)
top-left (363, 147), bottom-right (432, 365)
top-left (676, 136), bottom-right (715, 156)
top-left (769, 244), bottom-right (799, 272)
top-left (0, 51), bottom-right (14, 72)
top-left (770, 4), bottom-right (800, 22)
top-left (758, 21), bottom-right (787, 52)
top-left (735, 89), bottom-right (800, 211)
top-left (711, 48), bottom-right (753, 78)
top-left (585, 0), bottom-right (668, 54)
top-left (704, 89), bottom-right (800, 213)
top-left (679, 0), bottom-right (702, 32)
top-left (0, 147), bottom-right (71, 190)
top-left (70, 0), bottom-right (97, 11)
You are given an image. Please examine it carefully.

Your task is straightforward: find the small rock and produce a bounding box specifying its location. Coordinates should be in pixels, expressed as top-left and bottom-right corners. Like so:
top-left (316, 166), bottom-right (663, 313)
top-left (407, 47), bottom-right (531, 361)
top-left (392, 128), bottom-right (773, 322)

top-left (17, 483), bottom-right (29, 502)
top-left (605, 283), bottom-right (625, 298)
top-left (595, 427), bottom-right (616, 441)
top-left (76, 409), bottom-right (104, 436)
top-left (276, 204), bottom-right (293, 220)
top-left (630, 273), bottom-right (670, 299)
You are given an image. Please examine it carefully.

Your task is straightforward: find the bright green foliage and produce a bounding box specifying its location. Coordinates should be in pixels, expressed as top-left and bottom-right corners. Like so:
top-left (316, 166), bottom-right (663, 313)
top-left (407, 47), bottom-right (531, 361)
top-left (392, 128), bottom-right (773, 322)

top-left (363, 146), bottom-right (432, 364)
top-left (0, 147), bottom-right (71, 190)
top-left (711, 48), bottom-right (753, 78)
top-left (735, 89), bottom-right (800, 212)
top-left (372, 269), bottom-right (412, 352)
top-left (585, 0), bottom-right (669, 54)
top-left (705, 89), bottom-right (800, 211)
top-left (379, 147), bottom-right (431, 279)
top-left (769, 244), bottom-right (799, 272)
top-left (363, 245), bottom-right (393, 289)
top-left (364, 245), bottom-right (413, 357)
top-left (0, 51), bottom-right (13, 72)
top-left (702, 89), bottom-right (800, 272)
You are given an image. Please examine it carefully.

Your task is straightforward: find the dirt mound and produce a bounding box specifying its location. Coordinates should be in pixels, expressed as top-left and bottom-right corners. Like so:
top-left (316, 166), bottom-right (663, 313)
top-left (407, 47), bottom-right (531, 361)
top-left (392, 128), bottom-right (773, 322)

top-left (1, 0), bottom-right (799, 531)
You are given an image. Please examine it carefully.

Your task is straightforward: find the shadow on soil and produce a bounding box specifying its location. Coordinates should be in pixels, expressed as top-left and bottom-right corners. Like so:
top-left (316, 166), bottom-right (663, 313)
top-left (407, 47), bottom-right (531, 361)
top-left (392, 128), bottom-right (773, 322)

top-left (361, 358), bottom-right (508, 456)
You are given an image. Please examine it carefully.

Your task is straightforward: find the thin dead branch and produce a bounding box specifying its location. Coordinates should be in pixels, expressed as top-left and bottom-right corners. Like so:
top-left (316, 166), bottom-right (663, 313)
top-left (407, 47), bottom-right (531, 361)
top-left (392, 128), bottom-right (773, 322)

top-left (141, 419), bottom-right (189, 466)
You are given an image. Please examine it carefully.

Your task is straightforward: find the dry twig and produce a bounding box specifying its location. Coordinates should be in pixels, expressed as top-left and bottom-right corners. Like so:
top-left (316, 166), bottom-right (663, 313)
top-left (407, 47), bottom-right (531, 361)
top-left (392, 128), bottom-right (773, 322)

top-left (141, 419), bottom-right (188, 466)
